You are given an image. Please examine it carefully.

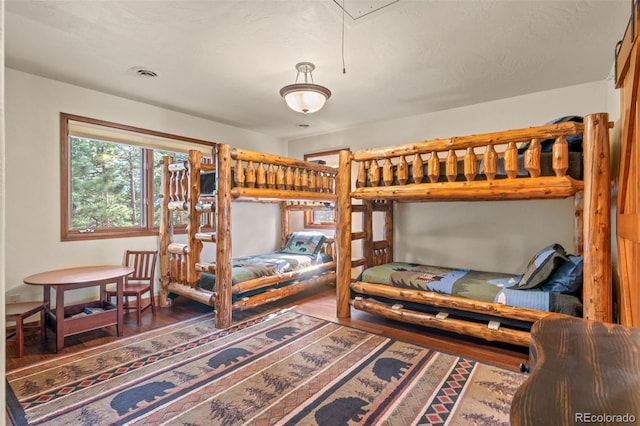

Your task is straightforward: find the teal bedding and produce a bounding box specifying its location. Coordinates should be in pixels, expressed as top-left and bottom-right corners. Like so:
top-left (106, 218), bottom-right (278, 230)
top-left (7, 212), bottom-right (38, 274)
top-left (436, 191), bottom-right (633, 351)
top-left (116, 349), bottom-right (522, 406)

top-left (198, 251), bottom-right (332, 300)
top-left (357, 262), bottom-right (582, 316)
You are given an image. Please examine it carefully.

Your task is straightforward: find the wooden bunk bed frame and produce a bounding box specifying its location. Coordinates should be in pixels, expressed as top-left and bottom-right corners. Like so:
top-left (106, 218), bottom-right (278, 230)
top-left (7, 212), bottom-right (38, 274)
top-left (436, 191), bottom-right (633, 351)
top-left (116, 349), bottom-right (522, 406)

top-left (335, 113), bottom-right (612, 347)
top-left (159, 145), bottom-right (337, 329)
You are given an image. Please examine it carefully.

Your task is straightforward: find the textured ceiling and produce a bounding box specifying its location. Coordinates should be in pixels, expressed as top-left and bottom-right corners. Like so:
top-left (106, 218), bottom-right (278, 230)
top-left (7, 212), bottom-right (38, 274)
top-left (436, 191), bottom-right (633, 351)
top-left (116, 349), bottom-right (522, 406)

top-left (5, 1), bottom-right (631, 140)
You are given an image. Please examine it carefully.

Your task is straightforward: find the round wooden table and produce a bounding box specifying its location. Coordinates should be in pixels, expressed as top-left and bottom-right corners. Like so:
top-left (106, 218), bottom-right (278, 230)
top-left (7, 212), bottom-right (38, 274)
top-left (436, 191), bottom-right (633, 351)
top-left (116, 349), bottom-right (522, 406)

top-left (24, 265), bottom-right (134, 353)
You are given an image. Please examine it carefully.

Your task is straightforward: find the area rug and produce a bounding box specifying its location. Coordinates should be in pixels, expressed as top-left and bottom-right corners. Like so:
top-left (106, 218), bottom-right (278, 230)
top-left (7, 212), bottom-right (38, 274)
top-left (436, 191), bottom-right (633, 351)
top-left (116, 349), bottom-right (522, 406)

top-left (6, 309), bottom-right (525, 425)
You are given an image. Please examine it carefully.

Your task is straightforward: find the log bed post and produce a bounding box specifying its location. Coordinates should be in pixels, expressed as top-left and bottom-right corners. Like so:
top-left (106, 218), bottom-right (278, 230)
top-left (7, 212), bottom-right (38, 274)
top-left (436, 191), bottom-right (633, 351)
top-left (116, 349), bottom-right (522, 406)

top-left (159, 156), bottom-right (172, 307)
top-left (337, 149), bottom-right (352, 318)
top-left (280, 202), bottom-right (290, 247)
top-left (384, 201), bottom-right (394, 264)
top-left (187, 150), bottom-right (203, 289)
top-left (573, 191), bottom-right (584, 256)
top-left (363, 200), bottom-right (373, 268)
top-left (216, 144), bottom-right (233, 328)
top-left (582, 113), bottom-right (612, 322)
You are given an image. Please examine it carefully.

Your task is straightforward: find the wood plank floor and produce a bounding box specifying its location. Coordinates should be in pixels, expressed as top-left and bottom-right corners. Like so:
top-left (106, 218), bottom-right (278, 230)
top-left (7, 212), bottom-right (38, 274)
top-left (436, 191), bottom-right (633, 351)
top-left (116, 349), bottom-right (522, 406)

top-left (5, 286), bottom-right (528, 372)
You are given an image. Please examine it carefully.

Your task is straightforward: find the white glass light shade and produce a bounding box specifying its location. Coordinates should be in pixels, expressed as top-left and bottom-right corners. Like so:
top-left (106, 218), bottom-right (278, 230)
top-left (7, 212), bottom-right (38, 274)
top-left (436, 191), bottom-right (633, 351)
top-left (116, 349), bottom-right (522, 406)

top-left (280, 83), bottom-right (331, 114)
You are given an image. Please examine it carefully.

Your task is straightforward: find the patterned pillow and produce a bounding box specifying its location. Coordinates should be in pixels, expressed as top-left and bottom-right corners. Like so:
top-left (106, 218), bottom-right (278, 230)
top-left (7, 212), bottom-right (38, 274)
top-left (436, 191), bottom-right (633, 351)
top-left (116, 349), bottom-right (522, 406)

top-left (280, 231), bottom-right (327, 256)
top-left (511, 243), bottom-right (568, 290)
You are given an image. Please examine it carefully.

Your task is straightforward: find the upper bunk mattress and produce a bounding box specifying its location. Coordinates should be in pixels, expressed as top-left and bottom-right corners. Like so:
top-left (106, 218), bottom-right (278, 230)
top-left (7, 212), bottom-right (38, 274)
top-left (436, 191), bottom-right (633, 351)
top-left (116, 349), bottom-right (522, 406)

top-left (354, 262), bottom-right (582, 316)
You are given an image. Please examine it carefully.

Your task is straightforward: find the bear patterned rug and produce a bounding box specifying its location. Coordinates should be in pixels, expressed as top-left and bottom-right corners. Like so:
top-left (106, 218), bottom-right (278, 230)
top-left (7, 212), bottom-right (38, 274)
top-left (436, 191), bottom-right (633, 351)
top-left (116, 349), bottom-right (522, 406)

top-left (6, 309), bottom-right (525, 425)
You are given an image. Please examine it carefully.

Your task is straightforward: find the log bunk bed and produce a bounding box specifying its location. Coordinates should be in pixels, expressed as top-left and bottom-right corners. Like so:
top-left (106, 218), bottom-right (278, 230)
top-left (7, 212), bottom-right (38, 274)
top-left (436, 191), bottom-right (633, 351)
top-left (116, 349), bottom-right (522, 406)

top-left (159, 146), bottom-right (337, 329)
top-left (335, 113), bottom-right (612, 347)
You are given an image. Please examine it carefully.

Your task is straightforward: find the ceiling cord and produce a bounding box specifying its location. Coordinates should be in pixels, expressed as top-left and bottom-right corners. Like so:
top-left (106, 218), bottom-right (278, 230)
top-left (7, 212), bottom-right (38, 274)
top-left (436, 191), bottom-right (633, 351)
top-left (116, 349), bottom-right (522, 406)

top-left (342, 0), bottom-right (346, 74)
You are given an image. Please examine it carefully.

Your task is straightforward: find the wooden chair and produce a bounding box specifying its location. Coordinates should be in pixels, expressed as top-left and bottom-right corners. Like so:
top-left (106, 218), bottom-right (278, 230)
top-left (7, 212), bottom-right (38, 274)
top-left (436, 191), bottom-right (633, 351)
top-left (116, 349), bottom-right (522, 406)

top-left (5, 301), bottom-right (47, 358)
top-left (105, 250), bottom-right (158, 326)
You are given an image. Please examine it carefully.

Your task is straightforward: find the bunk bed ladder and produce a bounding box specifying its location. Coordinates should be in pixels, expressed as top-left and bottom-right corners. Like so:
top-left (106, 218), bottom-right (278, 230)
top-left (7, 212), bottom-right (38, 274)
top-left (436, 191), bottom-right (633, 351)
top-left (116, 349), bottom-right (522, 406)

top-left (159, 151), bottom-right (217, 307)
top-left (159, 155), bottom-right (191, 306)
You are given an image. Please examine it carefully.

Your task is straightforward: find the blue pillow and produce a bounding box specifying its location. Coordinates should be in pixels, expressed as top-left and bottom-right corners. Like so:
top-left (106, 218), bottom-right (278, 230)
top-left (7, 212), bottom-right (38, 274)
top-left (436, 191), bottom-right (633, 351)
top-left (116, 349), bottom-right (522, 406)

top-left (538, 255), bottom-right (583, 294)
top-left (511, 243), bottom-right (568, 290)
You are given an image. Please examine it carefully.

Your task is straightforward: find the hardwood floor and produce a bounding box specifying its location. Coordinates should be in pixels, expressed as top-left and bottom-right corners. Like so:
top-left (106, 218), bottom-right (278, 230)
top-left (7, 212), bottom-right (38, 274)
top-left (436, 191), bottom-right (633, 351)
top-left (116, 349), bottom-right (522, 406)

top-left (5, 286), bottom-right (528, 373)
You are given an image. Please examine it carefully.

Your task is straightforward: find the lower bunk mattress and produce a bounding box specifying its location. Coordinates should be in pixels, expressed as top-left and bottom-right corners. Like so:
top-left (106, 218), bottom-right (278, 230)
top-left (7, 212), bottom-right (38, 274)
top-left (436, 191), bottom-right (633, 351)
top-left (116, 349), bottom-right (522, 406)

top-left (198, 251), bottom-right (334, 302)
top-left (354, 262), bottom-right (583, 317)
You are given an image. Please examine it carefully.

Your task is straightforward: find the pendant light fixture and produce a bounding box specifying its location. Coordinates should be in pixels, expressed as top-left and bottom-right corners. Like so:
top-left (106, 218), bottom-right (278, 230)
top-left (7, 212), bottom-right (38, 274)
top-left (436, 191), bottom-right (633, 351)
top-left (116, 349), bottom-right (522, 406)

top-left (280, 62), bottom-right (332, 114)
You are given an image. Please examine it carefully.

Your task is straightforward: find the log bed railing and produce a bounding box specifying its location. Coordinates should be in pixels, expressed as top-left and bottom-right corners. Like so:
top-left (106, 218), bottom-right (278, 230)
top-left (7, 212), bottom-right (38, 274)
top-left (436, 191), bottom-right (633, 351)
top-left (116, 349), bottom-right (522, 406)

top-left (160, 144), bottom-right (337, 328)
top-left (230, 147), bottom-right (337, 201)
top-left (336, 113), bottom-right (612, 346)
top-left (352, 119), bottom-right (589, 201)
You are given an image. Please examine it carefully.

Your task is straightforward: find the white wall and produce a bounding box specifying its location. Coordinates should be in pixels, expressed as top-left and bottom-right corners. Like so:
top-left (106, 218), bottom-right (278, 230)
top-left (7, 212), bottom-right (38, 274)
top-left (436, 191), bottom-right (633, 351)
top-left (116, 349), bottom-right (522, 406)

top-left (1, 1), bottom-right (7, 414)
top-left (289, 81), bottom-right (619, 274)
top-left (5, 69), bottom-right (285, 303)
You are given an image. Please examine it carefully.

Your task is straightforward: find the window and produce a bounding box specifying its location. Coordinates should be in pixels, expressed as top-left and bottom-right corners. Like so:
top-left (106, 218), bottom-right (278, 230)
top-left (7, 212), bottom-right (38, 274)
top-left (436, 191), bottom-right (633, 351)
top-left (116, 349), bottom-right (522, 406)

top-left (61, 113), bottom-right (214, 241)
top-left (303, 150), bottom-right (340, 229)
